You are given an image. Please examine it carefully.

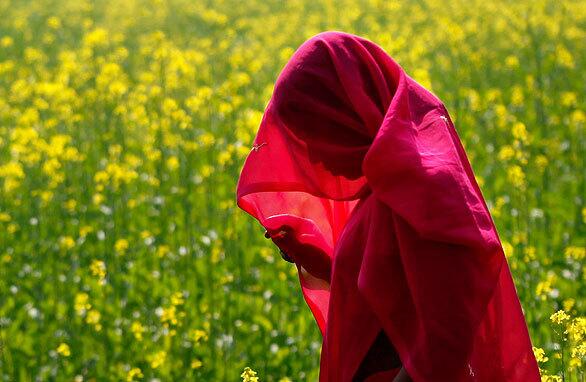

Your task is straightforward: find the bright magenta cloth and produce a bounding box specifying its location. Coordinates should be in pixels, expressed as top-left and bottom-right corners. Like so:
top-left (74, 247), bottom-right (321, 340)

top-left (236, 31), bottom-right (540, 381)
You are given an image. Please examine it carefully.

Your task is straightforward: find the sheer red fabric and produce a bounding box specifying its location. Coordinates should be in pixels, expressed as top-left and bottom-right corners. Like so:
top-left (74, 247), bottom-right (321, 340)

top-left (235, 31), bottom-right (541, 381)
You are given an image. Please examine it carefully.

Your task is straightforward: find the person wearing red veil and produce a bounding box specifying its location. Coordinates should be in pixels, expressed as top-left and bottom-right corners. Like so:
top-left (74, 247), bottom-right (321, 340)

top-left (235, 31), bottom-right (541, 382)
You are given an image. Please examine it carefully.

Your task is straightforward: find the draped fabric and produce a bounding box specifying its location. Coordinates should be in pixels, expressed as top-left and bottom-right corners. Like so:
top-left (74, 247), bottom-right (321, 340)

top-left (236, 31), bottom-right (540, 381)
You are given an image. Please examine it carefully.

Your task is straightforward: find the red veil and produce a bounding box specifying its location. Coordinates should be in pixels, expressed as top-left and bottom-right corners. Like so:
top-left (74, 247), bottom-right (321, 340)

top-left (236, 31), bottom-right (540, 381)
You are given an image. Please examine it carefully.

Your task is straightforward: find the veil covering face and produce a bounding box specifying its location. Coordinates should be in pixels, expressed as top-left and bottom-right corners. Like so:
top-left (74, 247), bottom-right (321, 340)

top-left (236, 31), bottom-right (541, 382)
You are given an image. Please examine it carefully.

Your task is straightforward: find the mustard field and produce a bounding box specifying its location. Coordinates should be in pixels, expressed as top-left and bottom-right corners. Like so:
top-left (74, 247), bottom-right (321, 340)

top-left (0, 0), bottom-right (584, 380)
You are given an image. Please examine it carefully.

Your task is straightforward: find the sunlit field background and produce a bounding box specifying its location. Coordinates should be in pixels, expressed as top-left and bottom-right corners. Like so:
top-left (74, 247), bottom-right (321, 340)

top-left (0, 0), bottom-right (584, 380)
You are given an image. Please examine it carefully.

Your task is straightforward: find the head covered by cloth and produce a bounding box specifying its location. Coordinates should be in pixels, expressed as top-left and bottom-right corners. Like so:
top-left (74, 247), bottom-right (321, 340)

top-left (237, 31), bottom-right (403, 234)
top-left (236, 31), bottom-right (541, 382)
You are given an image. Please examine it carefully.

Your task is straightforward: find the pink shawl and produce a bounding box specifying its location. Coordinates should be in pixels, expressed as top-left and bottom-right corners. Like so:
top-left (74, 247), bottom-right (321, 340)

top-left (236, 31), bottom-right (540, 382)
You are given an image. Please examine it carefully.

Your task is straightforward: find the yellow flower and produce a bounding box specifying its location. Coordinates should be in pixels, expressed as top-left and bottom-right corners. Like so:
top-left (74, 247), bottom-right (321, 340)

top-left (566, 317), bottom-right (585, 343)
top-left (190, 359), bottom-right (203, 369)
top-left (115, 238), bottom-right (130, 254)
top-left (86, 309), bottom-right (102, 331)
top-left (0, 36), bottom-right (13, 48)
top-left (93, 193), bottom-right (105, 205)
top-left (94, 162), bottom-right (138, 191)
top-left (160, 305), bottom-right (180, 327)
top-left (190, 329), bottom-right (208, 343)
top-left (241, 367), bottom-right (259, 382)
top-left (199, 132), bottom-right (215, 147)
top-left (170, 291), bottom-right (185, 306)
top-left (90, 260), bottom-right (107, 284)
top-left (220, 273), bottom-right (233, 285)
top-left (504, 55), bottom-right (519, 68)
top-left (156, 245), bottom-right (171, 258)
top-left (555, 45), bottom-right (574, 68)
top-left (59, 236), bottom-right (76, 250)
top-left (7, 223), bottom-right (18, 234)
top-left (56, 342), bottom-right (71, 357)
top-left (278, 271), bottom-right (287, 281)
top-left (512, 122), bottom-right (528, 142)
top-left (200, 164), bottom-right (214, 178)
top-left (510, 86), bottom-right (524, 106)
top-left (535, 155), bottom-right (548, 172)
top-left (64, 199), bottom-right (77, 212)
top-left (162, 98), bottom-right (178, 115)
top-left (512, 232), bottom-right (526, 245)
top-left (83, 27), bottom-right (109, 48)
top-left (126, 367), bottom-right (143, 381)
top-left (80, 225), bottom-right (94, 237)
top-left (185, 96), bottom-right (202, 113)
top-left (564, 246), bottom-right (585, 260)
top-left (166, 156), bottom-right (180, 170)
top-left (561, 92), bottom-right (577, 107)
top-left (218, 150), bottom-right (232, 166)
top-left (498, 145), bottom-right (515, 161)
top-left (532, 346), bottom-right (549, 363)
top-left (0, 161), bottom-right (25, 192)
top-left (507, 165), bottom-right (526, 190)
top-left (523, 246), bottom-right (536, 262)
top-left (131, 321), bottom-right (145, 341)
top-left (535, 273), bottom-right (556, 301)
top-left (211, 245), bottom-right (223, 263)
top-left (148, 350), bottom-right (166, 369)
top-left (571, 110), bottom-right (585, 125)
top-left (0, 212), bottom-right (11, 222)
top-left (74, 292), bottom-right (91, 315)
top-left (541, 374), bottom-right (563, 382)
top-left (501, 241), bottom-right (513, 258)
top-left (562, 298), bottom-right (575, 312)
top-left (550, 310), bottom-right (570, 325)
top-left (46, 17), bottom-right (61, 29)
top-left (568, 355), bottom-right (582, 370)
top-left (24, 47), bottom-right (44, 63)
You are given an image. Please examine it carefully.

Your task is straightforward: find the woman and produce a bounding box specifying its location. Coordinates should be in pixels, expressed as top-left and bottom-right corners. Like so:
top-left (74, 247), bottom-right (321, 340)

top-left (236, 31), bottom-right (541, 381)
